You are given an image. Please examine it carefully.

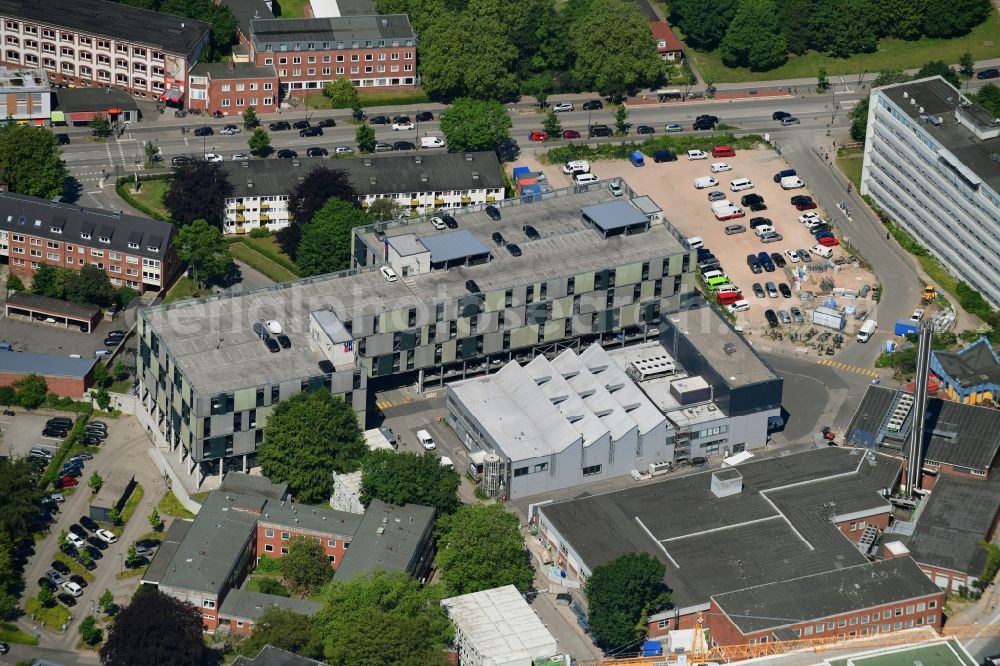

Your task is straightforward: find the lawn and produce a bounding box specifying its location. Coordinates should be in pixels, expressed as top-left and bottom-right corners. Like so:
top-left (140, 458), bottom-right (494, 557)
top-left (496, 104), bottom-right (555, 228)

top-left (239, 235), bottom-right (299, 274)
top-left (273, 0), bottom-right (310, 18)
top-left (0, 621), bottom-right (38, 645)
top-left (836, 153), bottom-right (864, 190)
top-left (123, 178), bottom-right (170, 219)
top-left (25, 596), bottom-right (71, 629)
top-left (685, 10), bottom-right (1000, 83)
top-left (163, 276), bottom-right (207, 305)
top-left (114, 483), bottom-right (145, 532)
top-left (158, 490), bottom-right (197, 519)
top-left (228, 241), bottom-right (299, 283)
top-left (303, 88), bottom-right (430, 110)
top-left (54, 552), bottom-right (95, 583)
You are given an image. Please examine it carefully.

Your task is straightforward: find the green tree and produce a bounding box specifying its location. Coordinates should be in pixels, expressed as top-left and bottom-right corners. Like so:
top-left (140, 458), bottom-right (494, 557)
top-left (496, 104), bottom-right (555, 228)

top-left (79, 615), bottom-right (103, 646)
top-left (916, 60), bottom-right (960, 88)
top-left (434, 504), bottom-right (532, 595)
top-left (115, 286), bottom-right (140, 310)
top-left (30, 264), bottom-right (60, 298)
top-left (323, 77), bottom-right (361, 108)
top-left (877, 0), bottom-right (928, 39)
top-left (0, 457), bottom-right (44, 539)
top-left (59, 529), bottom-right (69, 547)
top-left (316, 571), bottom-right (452, 665)
top-left (360, 450), bottom-right (461, 516)
top-left (922, 0), bottom-right (990, 38)
top-left (149, 508), bottom-right (161, 532)
top-left (112, 360), bottom-right (127, 381)
top-left (108, 507), bottom-right (121, 526)
top-left (541, 110), bottom-right (562, 136)
top-left (0, 124), bottom-right (67, 198)
top-left (849, 96), bottom-right (870, 142)
top-left (248, 128), bottom-right (271, 156)
top-left (95, 388), bottom-right (111, 411)
top-left (93, 362), bottom-right (110, 389)
top-left (614, 104), bottom-right (630, 135)
top-left (873, 69), bottom-right (910, 87)
top-left (66, 265), bottom-right (117, 308)
top-left (826, 0), bottom-right (878, 59)
top-left (419, 9), bottom-right (519, 101)
top-left (356, 122), bottom-right (376, 153)
top-left (126, 544), bottom-right (141, 568)
top-left (283, 537), bottom-right (333, 596)
top-left (366, 197), bottom-right (404, 222)
top-left (721, 0), bottom-right (789, 71)
top-left (252, 577), bottom-right (289, 596)
top-left (89, 114), bottom-right (111, 135)
top-left (100, 587), bottom-right (206, 666)
top-left (89, 472), bottom-right (104, 494)
top-left (14, 374), bottom-right (47, 409)
top-left (243, 105), bottom-right (260, 129)
top-left (99, 588), bottom-right (116, 615)
top-left (570, 0), bottom-right (665, 98)
top-left (817, 66), bottom-right (829, 92)
top-left (439, 98), bottom-right (511, 152)
top-left (521, 72), bottom-right (553, 109)
top-left (143, 140), bottom-right (160, 164)
top-left (175, 219), bottom-right (233, 287)
top-left (163, 159), bottom-right (233, 228)
top-left (278, 167), bottom-right (357, 260)
top-left (777, 0), bottom-right (810, 54)
top-left (959, 52), bottom-right (975, 78)
top-left (158, 0), bottom-right (237, 60)
top-left (669, 0), bottom-right (738, 50)
top-left (972, 84), bottom-right (1000, 117)
top-left (77, 547), bottom-right (92, 570)
top-left (0, 386), bottom-right (15, 405)
top-left (259, 391), bottom-right (366, 503)
top-left (585, 552), bottom-right (670, 650)
top-left (5, 273), bottom-right (23, 293)
top-left (37, 585), bottom-right (55, 608)
top-left (297, 197), bottom-right (369, 276)
top-left (239, 608), bottom-right (322, 660)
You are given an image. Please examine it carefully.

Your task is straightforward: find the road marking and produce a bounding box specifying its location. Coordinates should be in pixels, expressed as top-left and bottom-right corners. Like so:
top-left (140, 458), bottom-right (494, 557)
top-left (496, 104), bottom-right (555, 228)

top-left (817, 359), bottom-right (879, 377)
top-left (375, 400), bottom-right (393, 410)
top-left (840, 100), bottom-right (858, 110)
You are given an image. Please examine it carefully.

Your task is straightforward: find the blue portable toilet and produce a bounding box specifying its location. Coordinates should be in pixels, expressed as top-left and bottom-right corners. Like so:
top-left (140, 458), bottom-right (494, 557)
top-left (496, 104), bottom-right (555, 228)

top-left (885, 340), bottom-right (896, 354)
top-left (629, 151), bottom-right (645, 167)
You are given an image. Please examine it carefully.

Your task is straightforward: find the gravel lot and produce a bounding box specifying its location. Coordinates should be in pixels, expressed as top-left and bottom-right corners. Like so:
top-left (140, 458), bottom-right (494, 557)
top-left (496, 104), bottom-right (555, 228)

top-left (519, 148), bottom-right (877, 337)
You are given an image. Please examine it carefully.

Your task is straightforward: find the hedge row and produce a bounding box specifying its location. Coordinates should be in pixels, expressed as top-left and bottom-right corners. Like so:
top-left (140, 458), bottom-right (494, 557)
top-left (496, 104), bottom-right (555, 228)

top-left (115, 174), bottom-right (171, 222)
top-left (542, 133), bottom-right (766, 165)
top-left (38, 410), bottom-right (93, 490)
top-left (227, 237), bottom-right (301, 277)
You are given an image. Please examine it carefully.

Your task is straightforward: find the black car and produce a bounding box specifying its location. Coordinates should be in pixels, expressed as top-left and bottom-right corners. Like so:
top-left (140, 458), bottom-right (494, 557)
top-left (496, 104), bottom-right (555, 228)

top-left (770, 253), bottom-right (786, 268)
top-left (299, 126), bottom-right (323, 137)
top-left (523, 224), bottom-right (540, 240)
top-left (589, 124), bottom-right (612, 137)
top-left (317, 118), bottom-right (337, 128)
top-left (370, 115), bottom-right (390, 124)
top-left (276, 334), bottom-right (291, 349)
top-left (505, 243), bottom-right (522, 257)
top-left (790, 195), bottom-right (813, 205)
top-left (491, 232), bottom-right (504, 245)
top-left (103, 336), bottom-right (122, 347)
top-left (582, 100), bottom-right (603, 110)
top-left (48, 417), bottom-right (73, 428)
top-left (106, 329), bottom-right (126, 339)
top-left (78, 558), bottom-right (97, 571)
top-left (779, 282), bottom-right (792, 298)
top-left (87, 536), bottom-right (107, 551)
top-left (697, 114), bottom-right (719, 124)
top-left (171, 156), bottom-right (192, 167)
top-left (37, 577), bottom-right (56, 592)
top-left (772, 111), bottom-right (791, 121)
top-left (415, 111), bottom-right (433, 122)
top-left (636, 125), bottom-right (655, 134)
top-left (69, 574), bottom-right (88, 588)
top-left (276, 149), bottom-right (298, 159)
top-left (442, 214), bottom-right (458, 229)
top-left (977, 68), bottom-right (1000, 80)
top-left (741, 193), bottom-right (764, 206)
top-left (60, 545), bottom-right (78, 561)
top-left (749, 201), bottom-right (767, 212)
top-left (85, 545), bottom-right (103, 560)
top-left (485, 205), bottom-right (501, 221)
top-left (749, 216), bottom-right (772, 229)
top-left (57, 593), bottom-right (77, 607)
top-left (264, 337), bottom-right (280, 353)
top-left (51, 560), bottom-right (71, 575)
top-left (193, 126), bottom-right (213, 137)
top-left (269, 121), bottom-right (291, 131)
top-left (136, 538), bottom-right (162, 551)
top-left (653, 149), bottom-right (677, 163)
top-left (306, 147), bottom-right (328, 157)
top-left (692, 119), bottom-right (716, 130)
top-left (42, 427), bottom-right (68, 438)
top-left (689, 457), bottom-right (708, 467)
top-left (81, 435), bottom-right (103, 446)
top-left (69, 524), bottom-right (87, 539)
top-left (292, 119), bottom-right (311, 130)
top-left (392, 140), bottom-right (416, 151)
top-left (764, 309), bottom-right (779, 327)
top-left (55, 133), bottom-right (71, 145)
top-left (465, 280), bottom-right (480, 294)
top-left (80, 516), bottom-right (98, 532)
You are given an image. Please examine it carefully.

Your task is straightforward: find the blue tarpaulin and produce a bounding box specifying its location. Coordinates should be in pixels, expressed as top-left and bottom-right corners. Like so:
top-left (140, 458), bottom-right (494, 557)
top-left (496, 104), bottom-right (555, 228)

top-left (642, 640), bottom-right (663, 656)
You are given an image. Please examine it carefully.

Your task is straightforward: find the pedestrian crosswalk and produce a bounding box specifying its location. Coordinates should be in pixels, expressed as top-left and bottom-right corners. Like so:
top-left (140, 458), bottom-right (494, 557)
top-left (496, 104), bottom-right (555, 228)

top-left (817, 359), bottom-right (879, 378)
top-left (375, 400), bottom-right (393, 410)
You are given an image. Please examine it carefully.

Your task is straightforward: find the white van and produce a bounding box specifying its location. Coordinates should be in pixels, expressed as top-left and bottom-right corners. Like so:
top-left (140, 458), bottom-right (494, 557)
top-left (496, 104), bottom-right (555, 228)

top-left (780, 176), bottom-right (805, 190)
top-left (562, 160), bottom-right (590, 174)
top-left (857, 319), bottom-right (878, 343)
top-left (574, 172), bottom-right (599, 184)
top-left (694, 176), bottom-right (719, 189)
top-left (685, 236), bottom-right (704, 250)
top-left (417, 429), bottom-right (436, 450)
top-left (420, 136), bottom-right (445, 148)
top-left (810, 244), bottom-right (833, 259)
top-left (729, 178), bottom-right (754, 192)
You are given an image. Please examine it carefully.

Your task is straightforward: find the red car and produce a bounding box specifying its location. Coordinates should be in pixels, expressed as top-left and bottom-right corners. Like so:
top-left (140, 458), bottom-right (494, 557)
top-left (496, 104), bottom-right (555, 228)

top-left (795, 201), bottom-right (818, 211)
top-left (561, 129), bottom-right (581, 139)
top-left (58, 475), bottom-right (79, 488)
top-left (818, 236), bottom-right (840, 247)
top-left (528, 131), bottom-right (549, 142)
top-left (712, 145), bottom-right (736, 158)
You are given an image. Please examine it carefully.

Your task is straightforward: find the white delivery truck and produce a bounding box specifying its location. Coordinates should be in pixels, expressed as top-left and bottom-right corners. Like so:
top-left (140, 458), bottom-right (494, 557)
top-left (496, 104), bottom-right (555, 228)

top-left (857, 319), bottom-right (878, 343)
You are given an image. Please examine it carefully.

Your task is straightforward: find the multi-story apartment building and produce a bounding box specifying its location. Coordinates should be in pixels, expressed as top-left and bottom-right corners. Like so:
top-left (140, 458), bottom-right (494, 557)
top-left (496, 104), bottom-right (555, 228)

top-left (219, 152), bottom-right (506, 233)
top-left (187, 62), bottom-right (279, 116)
top-left (136, 183), bottom-right (696, 485)
top-left (861, 76), bottom-right (1000, 307)
top-left (0, 67), bottom-right (50, 124)
top-left (0, 0), bottom-right (210, 102)
top-left (249, 14), bottom-right (415, 97)
top-left (0, 192), bottom-right (180, 291)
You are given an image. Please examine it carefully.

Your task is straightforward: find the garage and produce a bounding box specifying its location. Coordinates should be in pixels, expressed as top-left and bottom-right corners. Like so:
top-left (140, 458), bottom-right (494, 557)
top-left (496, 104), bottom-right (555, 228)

top-left (4, 292), bottom-right (102, 333)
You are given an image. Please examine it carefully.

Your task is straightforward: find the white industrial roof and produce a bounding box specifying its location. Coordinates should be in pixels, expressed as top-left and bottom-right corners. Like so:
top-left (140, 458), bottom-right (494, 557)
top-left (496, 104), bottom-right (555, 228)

top-left (442, 585), bottom-right (558, 665)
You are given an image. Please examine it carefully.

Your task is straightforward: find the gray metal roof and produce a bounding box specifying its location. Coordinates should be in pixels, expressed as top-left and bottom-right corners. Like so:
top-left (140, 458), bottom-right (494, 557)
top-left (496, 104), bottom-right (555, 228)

top-left (250, 14), bottom-right (414, 48)
top-left (0, 192), bottom-right (175, 261)
top-left (219, 472), bottom-right (288, 501)
top-left (218, 0), bottom-right (274, 38)
top-left (904, 475), bottom-right (1000, 576)
top-left (581, 200), bottom-right (649, 233)
top-left (141, 519), bottom-right (191, 586)
top-left (0, 350), bottom-right (96, 379)
top-left (55, 88), bottom-right (139, 114)
top-left (334, 499), bottom-right (435, 581)
top-left (418, 229), bottom-right (490, 264)
top-left (934, 339), bottom-right (1000, 389)
top-left (6, 292), bottom-right (101, 320)
top-left (218, 588), bottom-right (321, 621)
top-left (233, 646), bottom-right (330, 666)
top-left (386, 233), bottom-right (425, 257)
top-left (191, 63), bottom-right (277, 81)
top-left (712, 557), bottom-right (941, 634)
top-left (0, 0), bottom-right (210, 56)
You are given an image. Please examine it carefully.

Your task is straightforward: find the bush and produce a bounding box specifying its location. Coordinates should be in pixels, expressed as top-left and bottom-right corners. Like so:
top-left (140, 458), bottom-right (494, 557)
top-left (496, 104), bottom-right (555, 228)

top-left (248, 227), bottom-right (270, 238)
top-left (256, 555), bottom-right (283, 575)
top-left (0, 385), bottom-right (15, 405)
top-left (543, 133), bottom-right (765, 165)
top-left (79, 615), bottom-right (102, 646)
top-left (248, 576), bottom-right (289, 597)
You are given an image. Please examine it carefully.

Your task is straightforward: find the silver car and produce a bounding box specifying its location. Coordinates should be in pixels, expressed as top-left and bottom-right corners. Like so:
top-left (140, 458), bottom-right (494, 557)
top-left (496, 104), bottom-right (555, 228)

top-left (724, 224), bottom-right (746, 235)
top-left (760, 232), bottom-right (783, 244)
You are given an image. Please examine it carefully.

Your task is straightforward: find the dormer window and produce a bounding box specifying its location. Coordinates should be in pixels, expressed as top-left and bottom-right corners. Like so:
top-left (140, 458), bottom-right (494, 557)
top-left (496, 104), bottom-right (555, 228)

top-left (98, 236), bottom-right (110, 244)
top-left (128, 242), bottom-right (139, 249)
top-left (80, 233), bottom-right (91, 239)
top-left (146, 246), bottom-right (158, 252)
top-left (51, 227), bottom-right (61, 234)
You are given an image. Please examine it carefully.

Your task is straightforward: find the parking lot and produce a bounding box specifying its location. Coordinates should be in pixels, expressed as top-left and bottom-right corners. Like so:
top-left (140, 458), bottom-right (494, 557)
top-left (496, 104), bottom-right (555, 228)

top-left (520, 148), bottom-right (878, 342)
top-left (0, 313), bottom-right (133, 359)
top-left (1, 410), bottom-right (79, 460)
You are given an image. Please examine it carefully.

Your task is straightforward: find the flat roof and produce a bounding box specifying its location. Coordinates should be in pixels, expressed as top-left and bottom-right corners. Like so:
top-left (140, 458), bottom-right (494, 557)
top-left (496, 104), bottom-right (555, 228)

top-left (55, 87), bottom-right (139, 114)
top-left (904, 474), bottom-right (1000, 576)
top-left (141, 519), bottom-right (191, 585)
top-left (219, 472), bottom-right (288, 501)
top-left (0, 68), bottom-right (47, 92)
top-left (219, 0), bottom-right (274, 37)
top-left (191, 63), bottom-right (277, 81)
top-left (442, 585), bottom-right (559, 662)
top-left (0, 0), bottom-right (210, 56)
top-left (826, 639), bottom-right (977, 666)
top-left (419, 229), bottom-right (490, 264)
top-left (933, 338), bottom-right (1000, 388)
top-left (218, 588), bottom-right (321, 621)
top-left (540, 447), bottom-right (899, 609)
top-left (0, 350), bottom-right (96, 379)
top-left (250, 14), bottom-right (414, 46)
top-left (880, 77), bottom-right (1000, 194)
top-left (142, 187), bottom-right (687, 396)
top-left (581, 199), bottom-right (650, 233)
top-left (713, 557), bottom-right (940, 634)
top-left (232, 646), bottom-right (328, 666)
top-left (6, 292), bottom-right (101, 320)
top-left (333, 499), bottom-right (434, 580)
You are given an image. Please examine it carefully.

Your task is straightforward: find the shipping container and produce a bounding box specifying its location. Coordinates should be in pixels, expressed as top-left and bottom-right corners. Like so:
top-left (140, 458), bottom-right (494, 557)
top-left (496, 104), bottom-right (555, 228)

top-left (812, 306), bottom-right (845, 330)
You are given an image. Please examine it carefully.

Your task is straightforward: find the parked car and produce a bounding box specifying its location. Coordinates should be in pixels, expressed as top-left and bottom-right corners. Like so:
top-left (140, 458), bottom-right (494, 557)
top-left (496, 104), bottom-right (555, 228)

top-left (791, 306), bottom-right (804, 322)
top-left (292, 119), bottom-right (310, 130)
top-left (707, 191), bottom-right (726, 202)
top-left (80, 516), bottom-right (98, 531)
top-left (485, 205), bottom-right (501, 221)
top-left (710, 162), bottom-right (732, 173)
top-left (772, 111), bottom-right (791, 121)
top-left (69, 575), bottom-right (88, 588)
top-left (334, 146), bottom-right (354, 155)
top-left (193, 126), bottom-right (213, 137)
top-left (588, 124), bottom-right (612, 137)
top-left (687, 149), bottom-right (708, 160)
top-left (391, 118), bottom-right (414, 130)
top-left (306, 147), bottom-right (328, 157)
top-left (523, 224), bottom-right (540, 240)
top-left (379, 266), bottom-right (398, 282)
top-left (392, 140), bottom-right (416, 151)
top-left (369, 115), bottom-right (390, 125)
top-left (415, 111), bottom-right (433, 122)
top-left (780, 116), bottom-right (801, 126)
top-left (505, 243), bottom-right (522, 257)
top-left (779, 283), bottom-right (792, 298)
top-left (442, 215), bottom-right (458, 229)
top-left (764, 309), bottom-right (779, 327)
top-left (561, 129), bottom-right (581, 139)
top-left (96, 528), bottom-right (118, 544)
top-left (220, 124), bottom-right (240, 135)
top-left (977, 68), bottom-right (1000, 80)
top-left (69, 524), bottom-right (88, 539)
top-left (269, 121), bottom-right (291, 131)
top-left (373, 142), bottom-right (393, 152)
top-left (582, 100), bottom-right (603, 110)
top-left (276, 149), bottom-right (297, 159)
top-left (770, 252), bottom-right (786, 268)
top-left (752, 282), bottom-right (766, 299)
top-left (664, 123), bottom-right (683, 133)
top-left (299, 126), bottom-right (323, 137)
top-left (491, 232), bottom-right (504, 245)
top-left (57, 476), bottom-right (78, 488)
top-left (87, 535), bottom-right (107, 551)
top-left (636, 125), bottom-right (655, 134)
top-left (747, 255), bottom-right (762, 274)
top-left (785, 249), bottom-right (800, 263)
top-left (552, 102), bottom-right (574, 112)
top-left (317, 118), bottom-right (337, 127)
top-left (51, 560), bottom-right (71, 575)
top-left (232, 152), bottom-right (250, 161)
top-left (57, 593), bottom-right (77, 607)
top-left (528, 130), bottom-right (549, 142)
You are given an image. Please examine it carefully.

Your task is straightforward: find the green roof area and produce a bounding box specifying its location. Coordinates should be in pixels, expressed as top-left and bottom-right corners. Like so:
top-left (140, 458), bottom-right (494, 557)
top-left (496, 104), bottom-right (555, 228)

top-left (826, 640), bottom-right (976, 666)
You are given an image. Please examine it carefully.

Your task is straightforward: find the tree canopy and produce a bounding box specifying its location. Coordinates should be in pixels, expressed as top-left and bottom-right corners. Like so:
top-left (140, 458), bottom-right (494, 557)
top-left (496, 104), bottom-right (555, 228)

top-left (721, 0), bottom-right (789, 71)
top-left (283, 537), bottom-right (333, 596)
top-left (439, 98), bottom-right (512, 152)
top-left (278, 167), bottom-right (357, 260)
top-left (239, 608), bottom-right (323, 660)
top-left (317, 571), bottom-right (452, 665)
top-left (164, 159), bottom-right (233, 228)
top-left (248, 128), bottom-right (271, 156)
top-left (584, 552), bottom-right (670, 650)
top-left (100, 587), bottom-right (207, 666)
top-left (359, 449), bottom-right (460, 515)
top-left (323, 77), bottom-right (361, 108)
top-left (972, 84), bottom-right (1000, 117)
top-left (176, 219), bottom-right (233, 287)
top-left (0, 125), bottom-right (67, 199)
top-left (915, 60), bottom-right (960, 88)
top-left (259, 391), bottom-right (366, 503)
top-left (13, 374), bottom-right (48, 410)
top-left (669, 0), bottom-right (738, 50)
top-left (434, 504), bottom-right (533, 595)
top-left (296, 197), bottom-right (368, 276)
top-left (65, 265), bottom-right (118, 308)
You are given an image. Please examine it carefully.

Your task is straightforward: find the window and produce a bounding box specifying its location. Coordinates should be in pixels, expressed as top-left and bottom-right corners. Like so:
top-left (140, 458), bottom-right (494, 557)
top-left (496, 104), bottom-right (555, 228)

top-left (905, 605), bottom-right (914, 615)
top-left (849, 617), bottom-right (857, 625)
top-left (882, 610), bottom-right (891, 619)
top-left (90, 249), bottom-right (103, 257)
top-left (236, 621), bottom-right (244, 628)
top-left (513, 467), bottom-right (528, 477)
top-left (860, 615), bottom-right (869, 624)
top-left (815, 624), bottom-right (824, 633)
top-left (926, 614), bottom-right (936, 624)
top-left (916, 602), bottom-right (926, 612)
top-left (236, 83), bottom-right (245, 91)
top-left (803, 626), bottom-right (813, 636)
top-left (328, 555), bottom-right (336, 563)
top-left (264, 544), bottom-right (273, 552)
top-left (894, 608), bottom-right (902, 617)
top-left (327, 539), bottom-right (336, 547)
top-left (221, 84), bottom-right (230, 92)
top-left (582, 464), bottom-right (602, 476)
top-left (203, 600), bottom-right (216, 609)
top-left (281, 547), bottom-right (289, 555)
top-left (280, 531), bottom-right (289, 540)
top-left (265, 529), bottom-right (274, 537)
top-left (928, 601), bottom-right (937, 609)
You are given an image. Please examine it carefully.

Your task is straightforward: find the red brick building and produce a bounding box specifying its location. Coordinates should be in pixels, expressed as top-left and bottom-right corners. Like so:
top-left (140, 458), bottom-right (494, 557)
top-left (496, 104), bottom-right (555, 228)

top-left (248, 14), bottom-right (416, 98)
top-left (0, 0), bottom-right (209, 102)
top-left (187, 62), bottom-right (279, 117)
top-left (0, 192), bottom-right (180, 292)
top-left (0, 348), bottom-right (96, 397)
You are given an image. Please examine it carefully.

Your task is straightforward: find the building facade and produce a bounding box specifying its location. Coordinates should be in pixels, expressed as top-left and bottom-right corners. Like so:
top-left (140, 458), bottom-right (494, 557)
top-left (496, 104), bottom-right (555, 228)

top-left (249, 14), bottom-right (416, 96)
top-left (0, 67), bottom-right (50, 124)
top-left (0, 192), bottom-right (180, 291)
top-left (861, 76), bottom-right (1000, 307)
top-left (187, 62), bottom-right (279, 117)
top-left (0, 0), bottom-right (210, 102)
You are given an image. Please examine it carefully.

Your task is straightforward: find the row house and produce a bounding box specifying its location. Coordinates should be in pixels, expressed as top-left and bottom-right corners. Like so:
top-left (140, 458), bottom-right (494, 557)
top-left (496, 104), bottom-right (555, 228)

top-left (188, 62), bottom-right (279, 116)
top-left (0, 0), bottom-right (210, 103)
top-left (249, 14), bottom-right (416, 97)
top-left (0, 192), bottom-right (180, 291)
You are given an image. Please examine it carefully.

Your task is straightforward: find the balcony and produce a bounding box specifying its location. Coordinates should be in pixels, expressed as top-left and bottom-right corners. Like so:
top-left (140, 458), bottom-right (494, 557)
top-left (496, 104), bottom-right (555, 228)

top-left (409, 198), bottom-right (419, 207)
top-left (260, 202), bottom-right (270, 210)
top-left (434, 197), bottom-right (444, 206)
top-left (234, 227), bottom-right (245, 235)
top-left (461, 195), bottom-right (471, 204)
top-left (486, 195), bottom-right (495, 202)
top-left (234, 215), bottom-right (245, 223)
top-left (260, 214), bottom-right (270, 222)
top-left (234, 204), bottom-right (245, 211)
